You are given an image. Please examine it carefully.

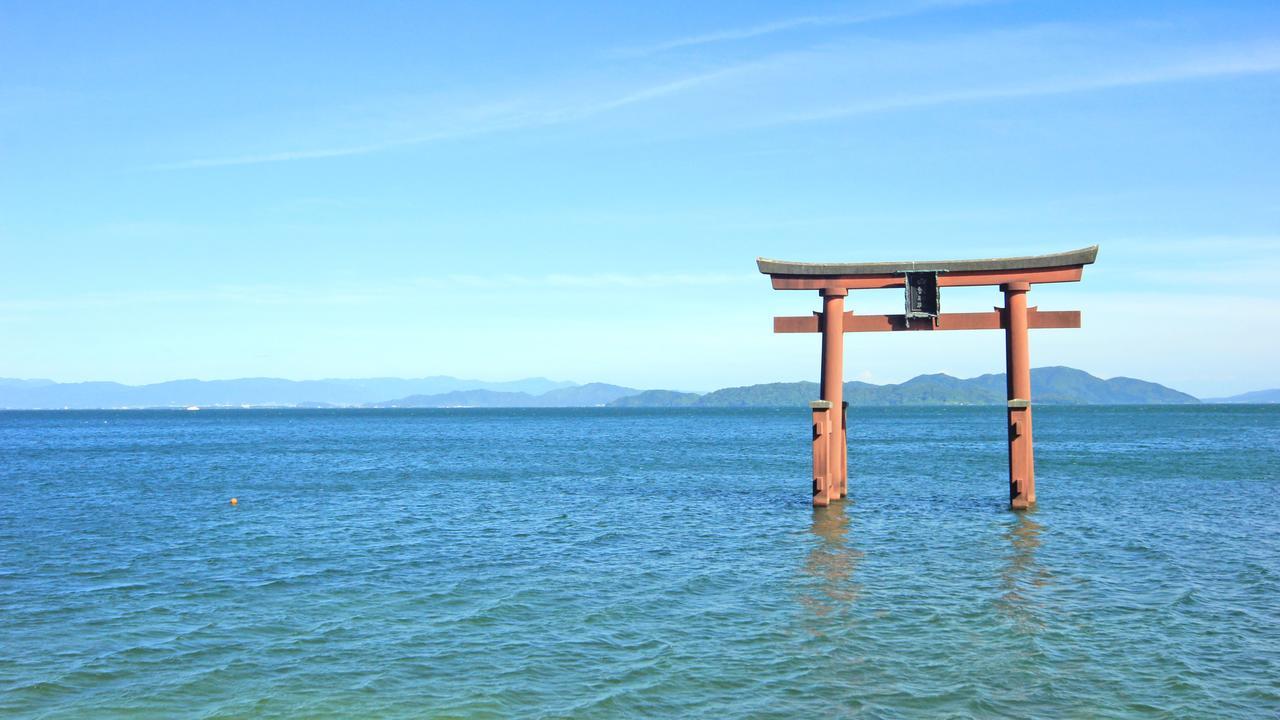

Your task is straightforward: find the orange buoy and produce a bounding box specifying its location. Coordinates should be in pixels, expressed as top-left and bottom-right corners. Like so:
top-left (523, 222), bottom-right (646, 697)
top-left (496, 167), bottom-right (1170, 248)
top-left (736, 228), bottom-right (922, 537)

top-left (229, 497), bottom-right (238, 506)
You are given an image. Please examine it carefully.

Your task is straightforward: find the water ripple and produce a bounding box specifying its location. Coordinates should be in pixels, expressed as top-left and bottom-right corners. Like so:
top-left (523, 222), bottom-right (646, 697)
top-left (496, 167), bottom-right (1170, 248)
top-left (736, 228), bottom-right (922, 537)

top-left (1, 406), bottom-right (1277, 718)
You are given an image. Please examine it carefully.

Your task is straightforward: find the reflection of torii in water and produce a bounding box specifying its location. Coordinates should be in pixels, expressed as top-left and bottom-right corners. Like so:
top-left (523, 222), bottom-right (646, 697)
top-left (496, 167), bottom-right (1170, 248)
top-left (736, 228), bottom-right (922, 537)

top-left (799, 505), bottom-right (1048, 626)
top-left (999, 511), bottom-right (1051, 630)
top-left (758, 246), bottom-right (1098, 509)
top-left (799, 504), bottom-right (863, 620)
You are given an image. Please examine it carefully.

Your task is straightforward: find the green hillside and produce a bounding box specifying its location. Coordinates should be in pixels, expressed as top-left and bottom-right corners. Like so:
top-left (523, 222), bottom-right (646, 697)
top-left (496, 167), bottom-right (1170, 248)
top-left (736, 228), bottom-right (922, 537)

top-left (608, 367), bottom-right (1198, 407)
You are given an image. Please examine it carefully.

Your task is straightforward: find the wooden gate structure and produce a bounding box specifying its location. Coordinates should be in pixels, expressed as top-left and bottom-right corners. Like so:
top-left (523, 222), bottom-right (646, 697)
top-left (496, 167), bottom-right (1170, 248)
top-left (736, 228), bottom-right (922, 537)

top-left (757, 246), bottom-right (1098, 509)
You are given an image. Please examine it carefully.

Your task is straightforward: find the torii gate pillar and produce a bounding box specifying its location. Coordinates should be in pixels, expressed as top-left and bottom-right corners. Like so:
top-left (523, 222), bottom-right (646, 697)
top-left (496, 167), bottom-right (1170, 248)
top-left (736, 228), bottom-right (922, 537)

top-left (1003, 281), bottom-right (1035, 509)
top-left (820, 289), bottom-right (847, 504)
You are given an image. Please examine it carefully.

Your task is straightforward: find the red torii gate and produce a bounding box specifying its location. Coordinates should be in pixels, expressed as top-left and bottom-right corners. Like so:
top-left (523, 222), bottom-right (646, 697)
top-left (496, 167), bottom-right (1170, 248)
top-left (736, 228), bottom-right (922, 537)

top-left (757, 246), bottom-right (1098, 510)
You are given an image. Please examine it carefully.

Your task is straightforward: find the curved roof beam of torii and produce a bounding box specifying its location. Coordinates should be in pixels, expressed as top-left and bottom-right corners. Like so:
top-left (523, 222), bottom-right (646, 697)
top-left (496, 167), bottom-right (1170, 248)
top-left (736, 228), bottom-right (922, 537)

top-left (757, 245), bottom-right (1098, 278)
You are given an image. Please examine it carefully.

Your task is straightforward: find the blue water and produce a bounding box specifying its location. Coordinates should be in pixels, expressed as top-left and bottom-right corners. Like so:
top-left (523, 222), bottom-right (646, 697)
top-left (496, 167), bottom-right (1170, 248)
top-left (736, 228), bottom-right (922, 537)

top-left (2, 406), bottom-right (1277, 718)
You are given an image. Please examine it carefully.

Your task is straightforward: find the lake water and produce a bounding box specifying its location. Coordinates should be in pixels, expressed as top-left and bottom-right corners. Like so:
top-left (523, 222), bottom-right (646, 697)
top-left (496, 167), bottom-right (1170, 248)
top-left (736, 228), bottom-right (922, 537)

top-left (2, 406), bottom-right (1277, 718)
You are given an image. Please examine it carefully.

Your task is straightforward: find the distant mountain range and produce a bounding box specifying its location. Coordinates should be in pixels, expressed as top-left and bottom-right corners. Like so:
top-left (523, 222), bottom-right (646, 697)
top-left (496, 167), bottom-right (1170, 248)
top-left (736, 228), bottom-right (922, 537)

top-left (611, 367), bottom-right (1199, 407)
top-left (0, 376), bottom-right (573, 409)
top-left (367, 383), bottom-right (640, 408)
top-left (0, 367), bottom-right (1270, 409)
top-left (1202, 388), bottom-right (1280, 404)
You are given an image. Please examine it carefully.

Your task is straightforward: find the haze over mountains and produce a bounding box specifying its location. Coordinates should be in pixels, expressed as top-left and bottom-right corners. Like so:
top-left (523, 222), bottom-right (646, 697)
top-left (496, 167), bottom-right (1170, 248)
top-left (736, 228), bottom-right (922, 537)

top-left (0, 367), bottom-right (1263, 409)
top-left (0, 376), bottom-right (573, 409)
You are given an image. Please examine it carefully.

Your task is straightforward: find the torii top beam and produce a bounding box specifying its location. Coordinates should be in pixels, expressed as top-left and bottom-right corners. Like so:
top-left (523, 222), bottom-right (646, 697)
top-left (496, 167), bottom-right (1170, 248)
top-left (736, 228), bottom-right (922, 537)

top-left (757, 245), bottom-right (1098, 291)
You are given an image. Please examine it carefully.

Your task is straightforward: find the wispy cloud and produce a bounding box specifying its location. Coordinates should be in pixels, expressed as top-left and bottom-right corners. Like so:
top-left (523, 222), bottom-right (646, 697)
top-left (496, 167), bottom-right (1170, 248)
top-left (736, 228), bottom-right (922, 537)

top-left (0, 285), bottom-right (395, 314)
top-left (150, 64), bottom-right (745, 170)
top-left (151, 143), bottom-right (401, 170)
top-left (0, 273), bottom-right (753, 316)
top-left (1109, 235), bottom-right (1280, 289)
top-left (427, 272), bottom-right (754, 290)
top-left (151, 126), bottom-right (512, 170)
top-left (151, 21), bottom-right (1280, 170)
top-left (543, 272), bottom-right (753, 288)
top-left (760, 43), bottom-right (1280, 126)
top-left (614, 0), bottom-right (993, 56)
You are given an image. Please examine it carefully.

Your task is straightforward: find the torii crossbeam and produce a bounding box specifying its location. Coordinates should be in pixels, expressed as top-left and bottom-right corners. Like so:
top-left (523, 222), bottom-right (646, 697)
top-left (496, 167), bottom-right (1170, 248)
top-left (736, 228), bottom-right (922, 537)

top-left (758, 246), bottom-right (1098, 510)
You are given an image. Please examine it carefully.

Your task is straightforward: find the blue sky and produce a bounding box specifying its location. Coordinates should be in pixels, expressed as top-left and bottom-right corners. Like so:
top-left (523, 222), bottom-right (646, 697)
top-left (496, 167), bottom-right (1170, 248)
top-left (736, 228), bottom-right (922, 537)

top-left (1, 0), bottom-right (1277, 396)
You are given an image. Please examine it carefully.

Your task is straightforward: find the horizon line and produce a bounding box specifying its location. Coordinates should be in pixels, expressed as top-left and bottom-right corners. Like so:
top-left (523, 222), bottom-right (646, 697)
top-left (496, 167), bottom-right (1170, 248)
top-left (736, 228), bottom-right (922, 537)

top-left (0, 365), bottom-right (1245, 397)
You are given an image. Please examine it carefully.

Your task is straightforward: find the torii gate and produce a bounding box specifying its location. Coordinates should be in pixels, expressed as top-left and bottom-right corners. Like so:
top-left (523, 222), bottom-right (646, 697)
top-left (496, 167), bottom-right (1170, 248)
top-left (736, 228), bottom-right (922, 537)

top-left (757, 246), bottom-right (1098, 510)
